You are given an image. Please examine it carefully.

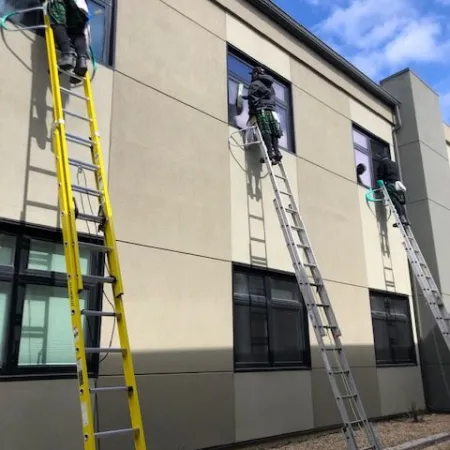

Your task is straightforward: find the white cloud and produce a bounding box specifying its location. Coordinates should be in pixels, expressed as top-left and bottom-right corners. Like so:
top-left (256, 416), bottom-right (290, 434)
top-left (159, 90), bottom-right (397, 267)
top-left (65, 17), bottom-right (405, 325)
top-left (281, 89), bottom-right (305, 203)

top-left (313, 0), bottom-right (450, 80)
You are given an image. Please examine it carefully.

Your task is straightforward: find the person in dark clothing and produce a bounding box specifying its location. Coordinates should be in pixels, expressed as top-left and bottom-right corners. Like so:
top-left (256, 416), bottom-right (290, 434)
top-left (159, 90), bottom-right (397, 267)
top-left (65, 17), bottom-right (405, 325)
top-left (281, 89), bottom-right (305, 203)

top-left (244, 66), bottom-right (283, 165)
top-left (377, 154), bottom-right (410, 227)
top-left (46, 0), bottom-right (90, 77)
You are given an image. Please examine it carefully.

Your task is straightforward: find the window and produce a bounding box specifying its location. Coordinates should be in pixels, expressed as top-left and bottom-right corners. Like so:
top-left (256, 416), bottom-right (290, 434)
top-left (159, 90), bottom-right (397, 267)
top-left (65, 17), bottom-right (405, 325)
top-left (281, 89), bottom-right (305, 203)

top-left (227, 48), bottom-right (295, 153)
top-left (233, 265), bottom-right (310, 370)
top-left (0, 0), bottom-right (114, 65)
top-left (370, 290), bottom-right (416, 366)
top-left (352, 126), bottom-right (390, 188)
top-left (0, 220), bottom-right (104, 378)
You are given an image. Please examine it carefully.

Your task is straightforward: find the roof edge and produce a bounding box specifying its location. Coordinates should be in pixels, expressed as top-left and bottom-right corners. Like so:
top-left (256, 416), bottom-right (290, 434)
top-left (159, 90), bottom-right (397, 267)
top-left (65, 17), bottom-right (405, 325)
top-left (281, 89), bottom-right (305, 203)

top-left (245, 0), bottom-right (400, 107)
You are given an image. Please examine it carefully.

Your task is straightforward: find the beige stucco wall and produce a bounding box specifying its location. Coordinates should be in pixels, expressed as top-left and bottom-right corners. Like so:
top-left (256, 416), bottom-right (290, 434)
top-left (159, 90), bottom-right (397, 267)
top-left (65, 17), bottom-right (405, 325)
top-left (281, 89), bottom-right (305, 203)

top-left (0, 0), bottom-right (427, 448)
top-left (0, 29), bottom-right (112, 232)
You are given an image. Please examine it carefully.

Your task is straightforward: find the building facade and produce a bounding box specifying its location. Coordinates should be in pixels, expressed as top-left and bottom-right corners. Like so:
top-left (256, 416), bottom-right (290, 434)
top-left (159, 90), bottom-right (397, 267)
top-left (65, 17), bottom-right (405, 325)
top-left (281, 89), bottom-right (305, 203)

top-left (0, 0), bottom-right (449, 449)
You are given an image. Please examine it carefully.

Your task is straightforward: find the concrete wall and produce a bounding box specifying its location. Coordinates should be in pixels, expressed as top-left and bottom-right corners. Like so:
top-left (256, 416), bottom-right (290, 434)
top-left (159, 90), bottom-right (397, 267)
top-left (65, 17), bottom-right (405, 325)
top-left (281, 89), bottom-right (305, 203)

top-left (382, 69), bottom-right (450, 412)
top-left (0, 1), bottom-right (427, 449)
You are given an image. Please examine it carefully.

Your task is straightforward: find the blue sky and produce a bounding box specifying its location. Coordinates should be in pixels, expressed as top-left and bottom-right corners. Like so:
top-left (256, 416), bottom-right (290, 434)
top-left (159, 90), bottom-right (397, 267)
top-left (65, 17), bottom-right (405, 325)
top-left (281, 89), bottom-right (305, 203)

top-left (272, 0), bottom-right (450, 122)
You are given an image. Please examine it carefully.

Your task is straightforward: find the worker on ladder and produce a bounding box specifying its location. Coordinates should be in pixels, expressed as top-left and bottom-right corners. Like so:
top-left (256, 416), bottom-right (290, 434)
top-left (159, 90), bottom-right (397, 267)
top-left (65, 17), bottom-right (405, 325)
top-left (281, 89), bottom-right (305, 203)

top-left (377, 151), bottom-right (410, 227)
top-left (45, 0), bottom-right (90, 77)
top-left (243, 66), bottom-right (283, 165)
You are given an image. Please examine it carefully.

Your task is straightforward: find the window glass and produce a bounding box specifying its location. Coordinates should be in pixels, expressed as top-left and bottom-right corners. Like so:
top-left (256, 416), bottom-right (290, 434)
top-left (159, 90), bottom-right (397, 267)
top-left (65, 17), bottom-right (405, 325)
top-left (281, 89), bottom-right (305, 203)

top-left (353, 130), bottom-right (368, 149)
top-left (18, 285), bottom-right (87, 366)
top-left (87, 0), bottom-right (106, 62)
top-left (273, 82), bottom-right (286, 102)
top-left (271, 306), bottom-right (304, 364)
top-left (227, 54), bottom-right (251, 82)
top-left (354, 149), bottom-right (372, 187)
top-left (0, 282), bottom-right (11, 365)
top-left (233, 267), bottom-right (309, 370)
top-left (275, 106), bottom-right (288, 150)
top-left (27, 240), bottom-right (91, 275)
top-left (271, 278), bottom-right (299, 303)
top-left (227, 51), bottom-right (294, 153)
top-left (0, 234), bottom-right (15, 266)
top-left (370, 291), bottom-right (415, 365)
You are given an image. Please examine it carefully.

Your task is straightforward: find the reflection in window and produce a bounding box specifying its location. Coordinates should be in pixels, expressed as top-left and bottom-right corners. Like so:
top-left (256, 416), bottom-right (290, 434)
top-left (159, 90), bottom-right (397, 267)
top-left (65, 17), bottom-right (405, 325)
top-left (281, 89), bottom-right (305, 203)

top-left (370, 291), bottom-right (416, 366)
top-left (0, 282), bottom-right (11, 365)
top-left (352, 127), bottom-right (390, 188)
top-left (28, 240), bottom-right (91, 275)
top-left (227, 50), bottom-right (294, 153)
top-left (0, 234), bottom-right (15, 266)
top-left (233, 266), bottom-right (310, 370)
top-left (0, 220), bottom-right (104, 377)
top-left (19, 285), bottom-right (87, 366)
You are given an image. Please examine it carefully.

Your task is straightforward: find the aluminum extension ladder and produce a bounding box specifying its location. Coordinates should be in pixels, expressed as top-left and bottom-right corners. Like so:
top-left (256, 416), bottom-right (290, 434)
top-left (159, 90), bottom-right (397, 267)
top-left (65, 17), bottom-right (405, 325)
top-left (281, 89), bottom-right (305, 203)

top-left (241, 124), bottom-right (382, 450)
top-left (1, 5), bottom-right (146, 450)
top-left (378, 180), bottom-right (450, 351)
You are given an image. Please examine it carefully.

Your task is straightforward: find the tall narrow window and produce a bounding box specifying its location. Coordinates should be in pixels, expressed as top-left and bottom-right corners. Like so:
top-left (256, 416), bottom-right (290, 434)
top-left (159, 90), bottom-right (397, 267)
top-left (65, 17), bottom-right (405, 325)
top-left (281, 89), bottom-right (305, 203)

top-left (233, 265), bottom-right (310, 370)
top-left (227, 48), bottom-right (295, 154)
top-left (370, 290), bottom-right (416, 366)
top-left (0, 221), bottom-right (104, 378)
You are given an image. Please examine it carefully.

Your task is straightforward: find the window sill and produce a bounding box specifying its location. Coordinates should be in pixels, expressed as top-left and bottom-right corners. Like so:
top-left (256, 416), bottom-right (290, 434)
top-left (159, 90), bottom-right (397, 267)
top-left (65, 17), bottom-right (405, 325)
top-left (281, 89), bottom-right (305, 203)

top-left (0, 371), bottom-right (98, 382)
top-left (376, 362), bottom-right (418, 368)
top-left (234, 365), bottom-right (311, 373)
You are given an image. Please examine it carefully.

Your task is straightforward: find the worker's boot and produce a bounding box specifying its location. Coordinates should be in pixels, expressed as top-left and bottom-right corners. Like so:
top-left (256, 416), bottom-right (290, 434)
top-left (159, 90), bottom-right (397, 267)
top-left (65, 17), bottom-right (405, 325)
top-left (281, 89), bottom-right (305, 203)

top-left (74, 56), bottom-right (88, 78)
top-left (58, 52), bottom-right (76, 71)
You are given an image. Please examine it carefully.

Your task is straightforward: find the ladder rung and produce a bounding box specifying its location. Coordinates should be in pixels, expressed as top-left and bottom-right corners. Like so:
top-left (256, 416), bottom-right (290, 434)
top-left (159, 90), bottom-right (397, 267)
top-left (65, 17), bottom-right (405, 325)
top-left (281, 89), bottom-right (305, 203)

top-left (285, 208), bottom-right (297, 214)
top-left (60, 86), bottom-right (89, 100)
top-left (77, 212), bottom-right (105, 224)
top-left (279, 190), bottom-right (291, 196)
top-left (94, 428), bottom-right (136, 439)
top-left (90, 386), bottom-right (131, 393)
top-left (85, 347), bottom-right (125, 354)
top-left (330, 369), bottom-right (350, 375)
top-left (274, 174), bottom-right (286, 180)
top-left (315, 303), bottom-right (329, 308)
top-left (303, 263), bottom-right (316, 268)
top-left (81, 309), bottom-right (117, 317)
top-left (84, 275), bottom-right (115, 284)
top-left (339, 393), bottom-right (358, 399)
top-left (78, 241), bottom-right (111, 253)
top-left (59, 69), bottom-right (84, 81)
top-left (68, 158), bottom-right (98, 172)
top-left (63, 109), bottom-right (91, 122)
top-left (323, 347), bottom-right (341, 352)
top-left (290, 225), bottom-right (304, 232)
top-left (72, 184), bottom-right (102, 197)
top-left (66, 133), bottom-right (92, 147)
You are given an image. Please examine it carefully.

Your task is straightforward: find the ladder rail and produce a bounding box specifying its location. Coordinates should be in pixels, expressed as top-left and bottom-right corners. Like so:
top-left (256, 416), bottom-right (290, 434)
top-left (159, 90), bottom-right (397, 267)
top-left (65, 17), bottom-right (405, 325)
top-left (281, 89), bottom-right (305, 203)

top-left (43, 10), bottom-right (96, 449)
top-left (251, 125), bottom-right (382, 450)
top-left (83, 77), bottom-right (147, 448)
top-left (378, 182), bottom-right (450, 346)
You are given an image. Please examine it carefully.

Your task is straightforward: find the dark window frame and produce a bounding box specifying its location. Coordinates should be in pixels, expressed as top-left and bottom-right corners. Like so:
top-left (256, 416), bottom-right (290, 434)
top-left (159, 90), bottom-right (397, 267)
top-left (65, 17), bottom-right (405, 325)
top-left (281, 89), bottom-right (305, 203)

top-left (232, 264), bottom-right (311, 372)
top-left (369, 289), bottom-right (417, 367)
top-left (226, 45), bottom-right (296, 154)
top-left (0, 219), bottom-right (104, 380)
top-left (352, 124), bottom-right (391, 189)
top-left (0, 0), bottom-right (115, 67)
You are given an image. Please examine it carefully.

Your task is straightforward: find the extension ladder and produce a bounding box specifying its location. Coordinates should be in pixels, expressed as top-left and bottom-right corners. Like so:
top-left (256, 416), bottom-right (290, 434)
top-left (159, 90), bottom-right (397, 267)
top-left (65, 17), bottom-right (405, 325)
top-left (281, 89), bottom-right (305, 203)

top-left (242, 124), bottom-right (382, 450)
top-left (1, 5), bottom-right (146, 450)
top-left (378, 181), bottom-right (450, 351)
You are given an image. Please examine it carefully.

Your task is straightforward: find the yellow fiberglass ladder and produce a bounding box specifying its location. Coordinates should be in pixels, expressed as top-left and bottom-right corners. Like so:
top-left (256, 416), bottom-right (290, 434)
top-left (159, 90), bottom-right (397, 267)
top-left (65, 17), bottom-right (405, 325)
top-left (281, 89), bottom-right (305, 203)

top-left (1, 4), bottom-right (147, 450)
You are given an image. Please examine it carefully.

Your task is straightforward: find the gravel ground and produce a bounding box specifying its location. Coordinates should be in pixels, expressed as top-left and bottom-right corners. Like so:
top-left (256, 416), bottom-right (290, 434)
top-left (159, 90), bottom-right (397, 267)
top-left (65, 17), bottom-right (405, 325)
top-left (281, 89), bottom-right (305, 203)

top-left (239, 414), bottom-right (450, 450)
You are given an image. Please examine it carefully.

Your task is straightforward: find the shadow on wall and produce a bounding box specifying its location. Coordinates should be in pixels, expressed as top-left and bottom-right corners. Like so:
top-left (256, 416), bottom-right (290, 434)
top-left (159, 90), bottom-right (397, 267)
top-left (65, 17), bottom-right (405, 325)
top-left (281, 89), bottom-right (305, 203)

top-left (229, 128), bottom-right (269, 268)
top-left (1, 19), bottom-right (74, 224)
top-left (0, 344), bottom-right (426, 450)
top-left (374, 200), bottom-right (397, 292)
